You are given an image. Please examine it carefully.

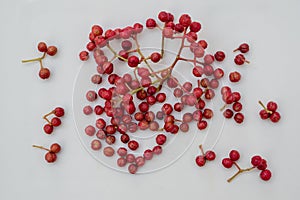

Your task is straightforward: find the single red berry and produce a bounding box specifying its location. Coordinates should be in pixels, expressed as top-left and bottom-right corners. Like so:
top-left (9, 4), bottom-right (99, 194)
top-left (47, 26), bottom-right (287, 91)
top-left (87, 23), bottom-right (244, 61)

top-left (257, 159), bottom-right (268, 170)
top-left (37, 42), bottom-right (47, 52)
top-left (223, 109), bottom-right (234, 119)
top-left (189, 21), bottom-right (201, 32)
top-left (128, 140), bottom-right (139, 151)
top-left (260, 169), bottom-right (272, 181)
top-left (156, 134), bottom-right (167, 145)
top-left (179, 14), bottom-right (192, 27)
top-left (214, 51), bottom-right (226, 61)
top-left (128, 55), bottom-right (139, 67)
top-left (79, 51), bottom-right (89, 61)
top-left (234, 112), bottom-right (244, 124)
top-left (46, 46), bottom-right (58, 56)
top-left (229, 150), bottom-right (240, 161)
top-left (50, 143), bottom-right (61, 153)
top-left (259, 110), bottom-right (270, 119)
top-left (198, 40), bottom-right (208, 49)
top-left (146, 18), bottom-right (157, 28)
top-left (270, 112), bottom-right (281, 123)
top-left (267, 101), bottom-right (278, 112)
top-left (229, 71), bottom-right (241, 82)
top-left (234, 43), bottom-right (250, 53)
top-left (205, 151), bottom-right (216, 161)
top-left (43, 124), bottom-right (54, 134)
top-left (45, 152), bottom-right (57, 163)
top-left (91, 25), bottom-right (103, 36)
top-left (150, 52), bottom-right (161, 63)
top-left (251, 155), bottom-right (262, 167)
top-left (222, 158), bottom-right (233, 168)
top-left (195, 155), bottom-right (206, 167)
top-left (232, 102), bottom-right (243, 112)
top-left (234, 54), bottom-right (249, 65)
top-left (51, 117), bottom-right (61, 127)
top-left (54, 107), bottom-right (64, 117)
top-left (39, 68), bottom-right (51, 79)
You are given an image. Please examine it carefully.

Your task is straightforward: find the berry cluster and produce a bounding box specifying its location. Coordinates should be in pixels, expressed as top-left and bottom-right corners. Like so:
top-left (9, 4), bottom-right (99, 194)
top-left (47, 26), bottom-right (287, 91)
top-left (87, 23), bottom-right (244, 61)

top-left (76, 10), bottom-right (281, 175)
top-left (43, 107), bottom-right (65, 134)
top-left (195, 145), bottom-right (216, 167)
top-left (220, 86), bottom-right (244, 124)
top-left (32, 143), bottom-right (61, 163)
top-left (258, 100), bottom-right (281, 123)
top-left (222, 150), bottom-right (272, 182)
top-left (22, 42), bottom-right (58, 79)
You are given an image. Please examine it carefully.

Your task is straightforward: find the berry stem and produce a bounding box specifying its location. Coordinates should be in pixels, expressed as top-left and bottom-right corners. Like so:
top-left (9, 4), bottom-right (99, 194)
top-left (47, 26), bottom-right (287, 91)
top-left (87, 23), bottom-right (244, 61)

top-left (220, 104), bottom-right (227, 111)
top-left (32, 145), bottom-right (50, 151)
top-left (199, 144), bottom-right (205, 156)
top-left (258, 100), bottom-right (272, 114)
top-left (22, 52), bottom-right (46, 63)
top-left (43, 110), bottom-right (54, 124)
top-left (107, 44), bottom-right (128, 62)
top-left (227, 166), bottom-right (255, 183)
top-left (178, 57), bottom-right (205, 66)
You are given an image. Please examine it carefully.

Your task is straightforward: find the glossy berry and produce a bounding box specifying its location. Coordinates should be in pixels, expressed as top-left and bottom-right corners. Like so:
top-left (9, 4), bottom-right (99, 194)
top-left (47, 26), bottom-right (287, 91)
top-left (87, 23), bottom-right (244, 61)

top-left (50, 143), bottom-right (61, 153)
top-left (229, 150), bottom-right (240, 161)
top-left (51, 117), bottom-right (61, 127)
top-left (234, 54), bottom-right (249, 65)
top-left (214, 51), bottom-right (225, 61)
top-left (234, 43), bottom-right (250, 53)
top-left (54, 107), bottom-right (65, 117)
top-left (222, 158), bottom-right (233, 168)
top-left (128, 56), bottom-right (139, 67)
top-left (195, 155), bottom-right (206, 167)
top-left (251, 155), bottom-right (262, 167)
top-left (45, 152), bottom-right (57, 163)
top-left (43, 124), bottom-right (54, 134)
top-left (39, 68), bottom-right (51, 79)
top-left (205, 151), bottom-right (216, 161)
top-left (47, 46), bottom-right (58, 56)
top-left (37, 42), bottom-right (47, 52)
top-left (260, 169), bottom-right (272, 181)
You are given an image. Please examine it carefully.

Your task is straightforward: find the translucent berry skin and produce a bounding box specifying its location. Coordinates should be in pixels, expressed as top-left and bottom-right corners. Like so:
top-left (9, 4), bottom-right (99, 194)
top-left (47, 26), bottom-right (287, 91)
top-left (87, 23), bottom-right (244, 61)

top-left (195, 155), bottom-right (206, 167)
top-left (223, 109), bottom-right (234, 119)
top-left (234, 113), bottom-right (244, 124)
top-left (234, 54), bottom-right (247, 65)
top-left (260, 169), bottom-right (272, 181)
top-left (229, 150), bottom-right (240, 161)
top-left (222, 158), bottom-right (233, 168)
top-left (214, 51), bottom-right (225, 62)
top-left (79, 51), bottom-right (89, 61)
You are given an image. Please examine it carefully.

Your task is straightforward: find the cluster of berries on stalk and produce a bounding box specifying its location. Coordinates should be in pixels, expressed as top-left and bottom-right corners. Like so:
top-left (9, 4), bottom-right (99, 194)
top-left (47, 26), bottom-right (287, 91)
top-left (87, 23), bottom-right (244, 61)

top-left (22, 42), bottom-right (58, 79)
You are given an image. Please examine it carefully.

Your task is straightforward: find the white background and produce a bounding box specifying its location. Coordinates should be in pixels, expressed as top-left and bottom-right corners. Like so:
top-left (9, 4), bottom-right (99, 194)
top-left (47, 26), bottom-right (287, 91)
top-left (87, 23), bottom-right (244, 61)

top-left (1, 0), bottom-right (299, 199)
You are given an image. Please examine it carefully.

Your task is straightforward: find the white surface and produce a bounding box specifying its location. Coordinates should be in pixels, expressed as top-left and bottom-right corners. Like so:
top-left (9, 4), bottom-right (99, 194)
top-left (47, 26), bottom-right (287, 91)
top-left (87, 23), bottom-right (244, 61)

top-left (1, 0), bottom-right (299, 199)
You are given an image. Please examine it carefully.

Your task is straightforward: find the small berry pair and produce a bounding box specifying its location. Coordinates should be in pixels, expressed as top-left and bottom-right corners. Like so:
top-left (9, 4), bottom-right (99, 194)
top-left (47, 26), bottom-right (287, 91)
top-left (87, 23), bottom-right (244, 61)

top-left (195, 145), bottom-right (216, 167)
top-left (32, 143), bottom-right (61, 163)
top-left (22, 41), bottom-right (58, 80)
top-left (43, 107), bottom-right (65, 134)
top-left (222, 149), bottom-right (272, 182)
top-left (233, 43), bottom-right (250, 65)
top-left (258, 100), bottom-right (281, 123)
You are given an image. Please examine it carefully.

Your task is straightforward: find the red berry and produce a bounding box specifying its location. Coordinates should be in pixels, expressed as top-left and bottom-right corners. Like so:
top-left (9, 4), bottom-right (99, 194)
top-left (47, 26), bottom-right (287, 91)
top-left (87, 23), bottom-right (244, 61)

top-left (251, 155), bottom-right (262, 167)
top-left (43, 124), bottom-right (54, 134)
top-left (270, 112), bottom-right (281, 123)
top-left (222, 158), bottom-right (233, 168)
top-left (146, 18), bottom-right (157, 28)
top-left (260, 169), bottom-right (272, 181)
top-left (195, 155), bottom-right (206, 167)
top-left (214, 51), bottom-right (225, 61)
top-left (257, 159), bottom-right (268, 170)
top-left (229, 71), bottom-right (241, 82)
top-left (156, 134), bottom-right (167, 145)
top-left (79, 51), bottom-right (89, 61)
top-left (234, 112), bottom-right (244, 124)
top-left (39, 68), bottom-right (51, 79)
top-left (45, 152), bottom-right (57, 163)
top-left (232, 102), bottom-right (243, 112)
top-left (51, 117), bottom-right (61, 127)
top-left (150, 52), bottom-right (161, 63)
top-left (91, 25), bottom-right (103, 36)
top-left (259, 109), bottom-right (270, 120)
top-left (37, 42), bottom-right (47, 52)
top-left (128, 56), bottom-right (139, 67)
top-left (128, 140), bottom-right (139, 151)
top-left (205, 151), bottom-right (216, 161)
top-left (223, 109), bottom-right (234, 119)
top-left (229, 150), bottom-right (240, 161)
top-left (234, 43), bottom-right (250, 53)
top-left (267, 101), bottom-right (278, 112)
top-left (179, 14), bottom-right (192, 27)
top-left (46, 46), bottom-right (58, 56)
top-left (54, 107), bottom-right (64, 117)
top-left (189, 21), bottom-right (201, 32)
top-left (50, 143), bottom-right (61, 153)
top-left (234, 54), bottom-right (249, 65)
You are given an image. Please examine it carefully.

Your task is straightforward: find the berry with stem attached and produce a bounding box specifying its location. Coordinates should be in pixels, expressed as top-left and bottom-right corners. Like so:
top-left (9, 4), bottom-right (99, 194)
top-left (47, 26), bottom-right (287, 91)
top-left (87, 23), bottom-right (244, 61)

top-left (32, 143), bottom-right (61, 163)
